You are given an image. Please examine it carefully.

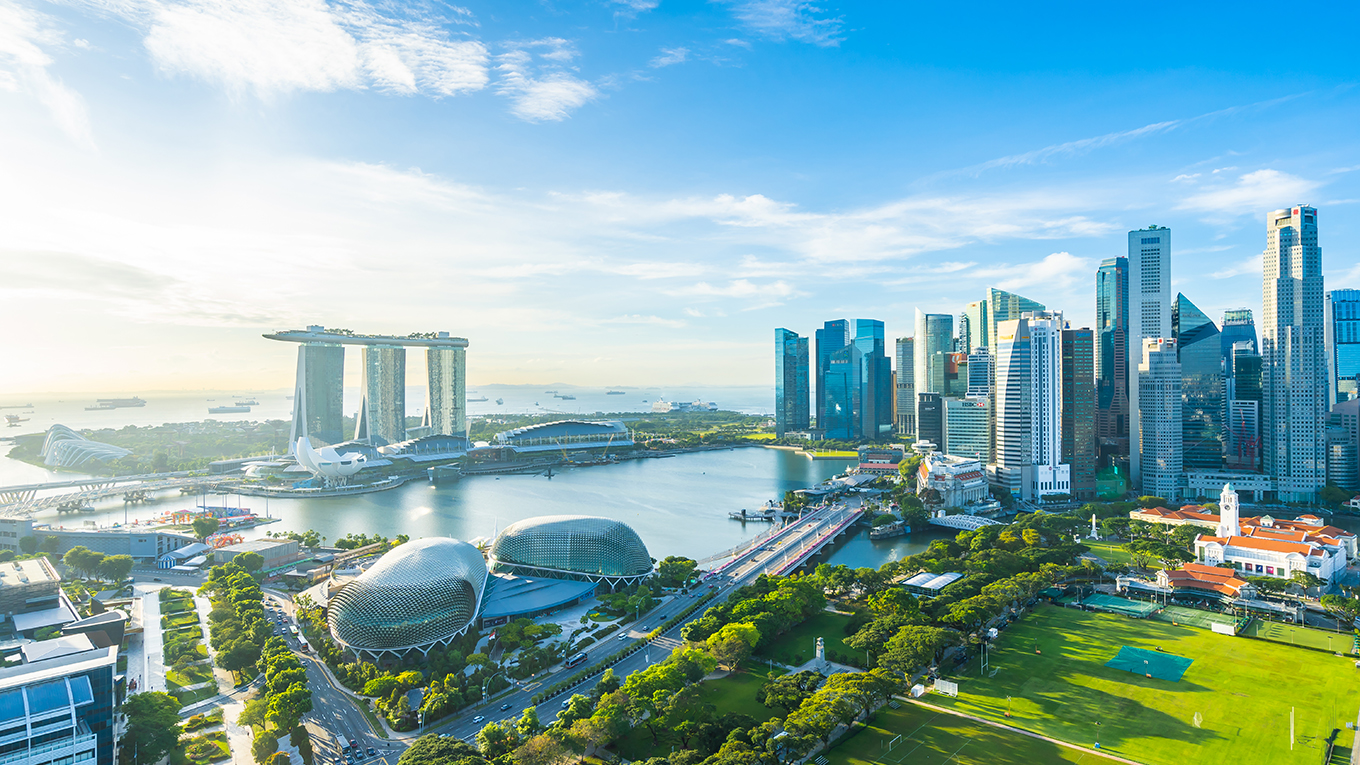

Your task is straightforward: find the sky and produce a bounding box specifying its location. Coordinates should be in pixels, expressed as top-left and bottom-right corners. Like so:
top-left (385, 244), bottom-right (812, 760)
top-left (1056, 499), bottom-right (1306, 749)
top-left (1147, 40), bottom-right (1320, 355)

top-left (2, 0), bottom-right (1359, 395)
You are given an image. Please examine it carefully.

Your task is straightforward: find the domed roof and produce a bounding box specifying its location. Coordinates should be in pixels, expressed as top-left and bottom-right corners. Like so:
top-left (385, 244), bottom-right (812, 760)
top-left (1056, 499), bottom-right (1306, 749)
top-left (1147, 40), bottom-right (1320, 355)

top-left (489, 515), bottom-right (652, 578)
top-left (327, 538), bottom-right (488, 653)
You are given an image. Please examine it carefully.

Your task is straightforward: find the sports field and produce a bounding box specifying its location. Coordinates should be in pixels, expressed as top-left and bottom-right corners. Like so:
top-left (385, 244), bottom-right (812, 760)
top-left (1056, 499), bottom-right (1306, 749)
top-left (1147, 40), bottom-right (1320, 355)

top-left (1242, 619), bottom-right (1353, 653)
top-left (932, 604), bottom-right (1359, 765)
top-left (827, 701), bottom-right (1117, 765)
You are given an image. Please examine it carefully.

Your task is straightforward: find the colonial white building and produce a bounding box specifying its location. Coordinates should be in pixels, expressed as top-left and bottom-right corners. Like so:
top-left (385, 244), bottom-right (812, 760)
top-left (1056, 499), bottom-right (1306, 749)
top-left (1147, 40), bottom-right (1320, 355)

top-left (918, 453), bottom-right (991, 511)
top-left (1195, 484), bottom-right (1352, 582)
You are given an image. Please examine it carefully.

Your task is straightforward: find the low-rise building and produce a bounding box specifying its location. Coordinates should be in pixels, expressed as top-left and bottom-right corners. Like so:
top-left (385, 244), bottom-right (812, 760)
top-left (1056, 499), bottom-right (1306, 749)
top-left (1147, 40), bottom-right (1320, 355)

top-left (1194, 484), bottom-right (1352, 582)
top-left (30, 527), bottom-right (196, 563)
top-left (1155, 563), bottom-right (1257, 600)
top-left (1129, 505), bottom-right (1219, 530)
top-left (917, 453), bottom-right (990, 510)
top-left (216, 538), bottom-right (301, 574)
top-left (0, 633), bottom-right (119, 765)
top-left (0, 558), bottom-right (80, 640)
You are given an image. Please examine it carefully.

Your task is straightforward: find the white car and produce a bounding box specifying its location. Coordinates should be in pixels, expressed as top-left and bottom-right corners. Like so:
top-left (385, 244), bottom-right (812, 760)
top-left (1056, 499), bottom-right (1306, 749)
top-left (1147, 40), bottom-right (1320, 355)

top-left (471, 715), bottom-right (485, 724)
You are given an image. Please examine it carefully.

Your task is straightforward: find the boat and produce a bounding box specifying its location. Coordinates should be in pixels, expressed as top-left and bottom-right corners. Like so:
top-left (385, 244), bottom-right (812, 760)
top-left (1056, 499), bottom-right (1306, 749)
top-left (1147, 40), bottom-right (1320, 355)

top-left (495, 398), bottom-right (504, 405)
top-left (4, 415), bottom-right (29, 427)
top-left (468, 395), bottom-right (489, 402)
top-left (545, 390), bottom-right (557, 394)
top-left (95, 397), bottom-right (145, 408)
top-left (234, 399), bottom-right (259, 406)
top-left (606, 390), bottom-right (625, 395)
top-left (870, 521), bottom-right (908, 540)
top-left (209, 405), bottom-right (251, 414)
top-left (559, 394), bottom-right (576, 400)
top-left (0, 404), bottom-right (32, 409)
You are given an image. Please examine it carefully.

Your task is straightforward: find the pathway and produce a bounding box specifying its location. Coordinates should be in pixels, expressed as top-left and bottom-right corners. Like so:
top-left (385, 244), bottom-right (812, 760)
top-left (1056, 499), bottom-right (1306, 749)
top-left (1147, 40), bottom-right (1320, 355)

top-left (137, 583), bottom-right (167, 693)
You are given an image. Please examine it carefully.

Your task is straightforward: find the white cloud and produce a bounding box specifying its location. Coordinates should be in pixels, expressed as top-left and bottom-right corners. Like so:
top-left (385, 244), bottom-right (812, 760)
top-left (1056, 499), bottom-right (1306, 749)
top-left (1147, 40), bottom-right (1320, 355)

top-left (1171, 173), bottom-right (1200, 183)
top-left (1177, 169), bottom-right (1321, 217)
top-left (609, 0), bottom-right (660, 11)
top-left (649, 46), bottom-right (688, 68)
top-left (495, 42), bottom-right (596, 122)
top-left (724, 0), bottom-right (844, 47)
top-left (605, 314), bottom-right (686, 328)
top-left (1212, 254), bottom-right (1262, 279)
top-left (0, 2), bottom-right (95, 149)
top-left (978, 252), bottom-right (1093, 293)
top-left (73, 38), bottom-right (91, 49)
top-left (724, 38), bottom-right (751, 48)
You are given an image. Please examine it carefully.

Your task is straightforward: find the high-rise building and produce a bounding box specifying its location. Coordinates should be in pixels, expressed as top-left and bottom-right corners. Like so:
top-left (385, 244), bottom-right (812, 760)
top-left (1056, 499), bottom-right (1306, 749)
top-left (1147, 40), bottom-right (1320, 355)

top-left (944, 397), bottom-right (989, 463)
top-left (917, 393), bottom-right (944, 450)
top-left (287, 341), bottom-right (345, 446)
top-left (966, 348), bottom-right (992, 398)
top-left (945, 353), bottom-right (969, 398)
top-left (1062, 327), bottom-right (1096, 500)
top-left (989, 312), bottom-right (1070, 500)
top-left (1174, 294), bottom-right (1223, 470)
top-left (894, 338), bottom-right (915, 436)
top-left (1139, 337), bottom-right (1182, 500)
top-left (774, 329), bottom-right (811, 437)
top-left (1127, 226), bottom-right (1172, 490)
top-left (356, 345), bottom-right (407, 445)
top-left (960, 300), bottom-right (988, 355)
top-left (854, 319), bottom-right (894, 439)
top-left (914, 310), bottom-right (954, 438)
top-left (1095, 257), bottom-right (1129, 467)
top-left (0, 630), bottom-right (119, 765)
top-left (986, 288), bottom-right (1045, 352)
top-left (821, 343), bottom-right (861, 440)
top-left (424, 339), bottom-right (467, 437)
top-left (1226, 341), bottom-right (1263, 471)
top-left (814, 320), bottom-right (851, 429)
top-left (1327, 399), bottom-right (1360, 490)
top-left (1325, 288), bottom-right (1360, 407)
top-left (1220, 308), bottom-right (1258, 377)
top-left (1261, 205), bottom-right (1327, 502)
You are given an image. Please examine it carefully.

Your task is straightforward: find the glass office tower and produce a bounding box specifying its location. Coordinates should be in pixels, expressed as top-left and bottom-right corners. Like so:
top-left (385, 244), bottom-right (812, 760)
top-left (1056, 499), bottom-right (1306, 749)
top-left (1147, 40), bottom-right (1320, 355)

top-left (1174, 294), bottom-right (1223, 470)
top-left (814, 320), bottom-right (850, 429)
top-left (1095, 257), bottom-right (1129, 466)
top-left (775, 328), bottom-right (811, 436)
top-left (822, 344), bottom-right (862, 439)
top-left (895, 338), bottom-right (915, 436)
top-left (1062, 327), bottom-right (1097, 499)
top-left (1326, 289), bottom-right (1360, 406)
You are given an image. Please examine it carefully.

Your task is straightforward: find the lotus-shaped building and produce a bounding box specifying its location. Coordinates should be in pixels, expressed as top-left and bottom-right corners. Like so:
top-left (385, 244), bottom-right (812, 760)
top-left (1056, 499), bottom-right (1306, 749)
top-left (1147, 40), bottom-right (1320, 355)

top-left (488, 515), bottom-right (652, 587)
top-left (327, 537), bottom-right (488, 659)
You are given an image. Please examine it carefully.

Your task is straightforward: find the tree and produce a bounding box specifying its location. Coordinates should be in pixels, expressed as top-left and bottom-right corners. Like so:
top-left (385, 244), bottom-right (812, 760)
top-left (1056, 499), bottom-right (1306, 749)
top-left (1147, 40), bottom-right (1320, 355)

top-left (475, 722), bottom-right (518, 759)
top-left (122, 692), bottom-right (182, 765)
top-left (267, 685), bottom-right (313, 732)
top-left (757, 670), bottom-right (823, 712)
top-left (706, 622), bottom-right (760, 670)
top-left (877, 626), bottom-right (960, 675)
top-left (252, 729), bottom-right (280, 764)
top-left (820, 670), bottom-right (897, 720)
top-left (1168, 525), bottom-right (1201, 550)
top-left (1137, 496), bottom-right (1168, 509)
top-left (40, 535), bottom-right (60, 554)
top-left (657, 556), bottom-right (699, 588)
top-left (1099, 517), bottom-right (1131, 539)
top-left (1320, 483), bottom-right (1351, 507)
top-left (398, 735), bottom-right (488, 765)
top-left (192, 517), bottom-right (221, 541)
top-left (18, 536), bottom-right (36, 555)
top-left (63, 546), bottom-right (105, 579)
top-left (235, 551), bottom-right (265, 573)
top-left (265, 755), bottom-right (291, 765)
top-left (99, 554), bottom-right (134, 583)
top-left (1320, 594), bottom-right (1360, 630)
top-left (238, 697), bottom-right (269, 728)
top-left (866, 588), bottom-right (918, 617)
top-left (515, 706), bottom-right (543, 739)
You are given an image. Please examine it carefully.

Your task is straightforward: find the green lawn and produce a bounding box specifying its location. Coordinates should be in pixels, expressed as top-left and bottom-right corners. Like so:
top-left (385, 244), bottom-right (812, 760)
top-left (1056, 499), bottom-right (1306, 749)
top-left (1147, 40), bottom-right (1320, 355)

top-left (827, 701), bottom-right (1117, 765)
top-left (162, 612), bottom-right (200, 628)
top-left (758, 611), bottom-right (860, 667)
top-left (1242, 619), bottom-right (1355, 653)
top-left (1081, 541), bottom-right (1134, 567)
top-left (167, 664), bottom-right (216, 689)
top-left (931, 604), bottom-right (1359, 765)
top-left (171, 685), bottom-right (220, 706)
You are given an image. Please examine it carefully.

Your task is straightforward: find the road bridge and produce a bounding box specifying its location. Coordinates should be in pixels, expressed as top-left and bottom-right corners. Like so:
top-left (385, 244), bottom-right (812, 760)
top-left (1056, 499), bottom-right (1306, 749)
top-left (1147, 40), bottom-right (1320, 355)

top-left (928, 514), bottom-right (1005, 531)
top-left (0, 476), bottom-right (244, 517)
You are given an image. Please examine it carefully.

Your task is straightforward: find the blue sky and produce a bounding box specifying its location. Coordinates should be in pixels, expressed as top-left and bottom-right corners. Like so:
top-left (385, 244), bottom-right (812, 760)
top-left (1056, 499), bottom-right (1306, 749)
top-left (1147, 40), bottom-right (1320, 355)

top-left (2, 0), bottom-right (1359, 393)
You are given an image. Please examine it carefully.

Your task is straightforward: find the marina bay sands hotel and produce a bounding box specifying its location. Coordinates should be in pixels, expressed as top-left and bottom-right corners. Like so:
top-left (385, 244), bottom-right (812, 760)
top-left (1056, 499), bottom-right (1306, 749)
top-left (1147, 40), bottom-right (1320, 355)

top-left (265, 326), bottom-right (468, 447)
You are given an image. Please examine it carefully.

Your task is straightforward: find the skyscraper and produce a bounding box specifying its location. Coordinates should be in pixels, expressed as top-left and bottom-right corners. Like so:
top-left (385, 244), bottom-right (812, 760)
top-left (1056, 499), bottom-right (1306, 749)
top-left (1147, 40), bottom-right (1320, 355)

top-left (1173, 294), bottom-right (1223, 470)
top-left (1226, 341), bottom-right (1263, 471)
top-left (914, 310), bottom-right (954, 437)
top-left (1325, 288), bottom-right (1360, 407)
top-left (986, 288), bottom-right (1045, 352)
top-left (1127, 226), bottom-right (1172, 490)
top-left (944, 397), bottom-right (989, 463)
top-left (424, 340), bottom-right (467, 437)
top-left (1220, 309), bottom-right (1258, 375)
top-left (1139, 337), bottom-right (1182, 500)
top-left (1095, 256), bottom-right (1129, 466)
top-left (814, 320), bottom-right (850, 429)
top-left (989, 312), bottom-right (1070, 500)
top-left (960, 300), bottom-right (988, 355)
top-left (775, 328), bottom-right (810, 437)
top-left (895, 337), bottom-right (915, 436)
top-left (1062, 327), bottom-right (1096, 499)
top-left (1261, 205), bottom-right (1327, 502)
top-left (917, 392), bottom-right (943, 450)
top-left (288, 342), bottom-right (345, 446)
top-left (822, 343), bottom-right (861, 440)
top-left (966, 348), bottom-right (992, 398)
top-left (356, 345), bottom-right (407, 445)
top-left (854, 319), bottom-right (894, 439)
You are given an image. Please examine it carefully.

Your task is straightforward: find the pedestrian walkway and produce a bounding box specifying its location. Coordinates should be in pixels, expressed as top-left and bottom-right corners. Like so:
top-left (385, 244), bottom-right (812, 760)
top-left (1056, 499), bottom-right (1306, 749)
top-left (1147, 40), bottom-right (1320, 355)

top-left (138, 584), bottom-right (167, 693)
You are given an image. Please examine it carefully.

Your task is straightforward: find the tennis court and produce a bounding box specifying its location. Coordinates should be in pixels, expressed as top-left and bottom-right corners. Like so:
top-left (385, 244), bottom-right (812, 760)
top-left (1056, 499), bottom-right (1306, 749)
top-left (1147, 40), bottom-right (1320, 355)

top-left (1242, 619), bottom-right (1352, 653)
top-left (1080, 593), bottom-right (1159, 617)
top-left (1104, 645), bottom-right (1193, 681)
top-left (1151, 605), bottom-right (1245, 633)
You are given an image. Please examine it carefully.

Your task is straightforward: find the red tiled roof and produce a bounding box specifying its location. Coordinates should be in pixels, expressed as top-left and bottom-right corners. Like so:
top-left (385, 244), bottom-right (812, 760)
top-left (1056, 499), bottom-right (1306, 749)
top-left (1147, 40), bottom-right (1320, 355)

top-left (1163, 563), bottom-right (1250, 597)
top-left (1197, 534), bottom-right (1314, 555)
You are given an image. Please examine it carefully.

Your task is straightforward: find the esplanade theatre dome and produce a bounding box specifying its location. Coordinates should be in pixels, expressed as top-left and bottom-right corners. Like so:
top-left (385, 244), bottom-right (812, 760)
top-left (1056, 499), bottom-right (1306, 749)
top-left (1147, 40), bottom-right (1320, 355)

top-left (489, 515), bottom-right (652, 584)
top-left (327, 537), bottom-right (488, 658)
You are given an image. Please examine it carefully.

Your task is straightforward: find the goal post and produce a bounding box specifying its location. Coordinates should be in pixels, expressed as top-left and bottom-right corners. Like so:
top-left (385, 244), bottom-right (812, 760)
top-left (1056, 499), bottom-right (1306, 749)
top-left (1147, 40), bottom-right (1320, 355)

top-left (933, 679), bottom-right (959, 697)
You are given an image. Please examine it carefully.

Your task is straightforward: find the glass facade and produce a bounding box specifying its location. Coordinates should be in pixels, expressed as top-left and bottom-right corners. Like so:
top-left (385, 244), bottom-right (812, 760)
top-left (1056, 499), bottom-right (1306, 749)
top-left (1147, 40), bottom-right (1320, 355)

top-left (822, 344), bottom-right (861, 440)
top-left (1095, 257), bottom-right (1129, 466)
top-left (425, 346), bottom-right (467, 437)
top-left (328, 538), bottom-right (487, 655)
top-left (0, 646), bottom-right (117, 765)
top-left (1327, 289), bottom-right (1360, 406)
top-left (489, 515), bottom-right (652, 579)
top-left (1227, 343), bottom-right (1263, 471)
top-left (894, 338), bottom-right (915, 436)
top-left (356, 345), bottom-right (407, 446)
top-left (1175, 294), bottom-right (1224, 470)
top-left (814, 320), bottom-right (850, 429)
top-left (854, 319), bottom-right (893, 439)
top-left (961, 300), bottom-right (988, 355)
top-left (1062, 328), bottom-right (1097, 499)
top-left (986, 288), bottom-right (1045, 354)
top-left (774, 329), bottom-right (810, 436)
top-left (916, 393), bottom-right (943, 450)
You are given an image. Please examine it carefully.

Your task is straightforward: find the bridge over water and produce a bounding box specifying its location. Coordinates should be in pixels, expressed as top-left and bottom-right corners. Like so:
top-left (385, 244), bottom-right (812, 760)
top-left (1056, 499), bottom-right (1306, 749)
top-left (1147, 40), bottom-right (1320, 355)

top-left (0, 474), bottom-right (244, 518)
top-left (928, 514), bottom-right (1005, 531)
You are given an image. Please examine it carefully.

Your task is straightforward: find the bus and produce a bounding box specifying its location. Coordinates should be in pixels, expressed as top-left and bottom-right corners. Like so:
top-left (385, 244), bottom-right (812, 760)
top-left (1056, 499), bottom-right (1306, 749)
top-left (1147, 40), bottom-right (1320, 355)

top-left (288, 625), bottom-right (299, 637)
top-left (336, 736), bottom-right (350, 753)
top-left (297, 636), bottom-right (311, 654)
top-left (564, 653), bottom-right (587, 669)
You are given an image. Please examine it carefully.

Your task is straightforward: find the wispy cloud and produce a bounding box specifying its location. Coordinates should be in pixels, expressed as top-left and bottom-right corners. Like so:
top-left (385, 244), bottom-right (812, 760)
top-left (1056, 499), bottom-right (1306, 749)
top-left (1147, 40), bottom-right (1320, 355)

top-left (649, 47), bottom-right (688, 68)
top-left (723, 0), bottom-right (844, 47)
top-left (605, 314), bottom-right (686, 328)
top-left (1177, 169), bottom-right (1321, 217)
top-left (496, 40), bottom-right (596, 122)
top-left (1212, 254), bottom-right (1263, 279)
top-left (0, 2), bottom-right (95, 148)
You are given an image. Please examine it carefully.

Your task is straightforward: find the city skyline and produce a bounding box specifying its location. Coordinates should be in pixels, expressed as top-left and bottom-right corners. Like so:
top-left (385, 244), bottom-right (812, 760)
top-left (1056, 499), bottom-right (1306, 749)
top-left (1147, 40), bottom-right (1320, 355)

top-left (4, 3), bottom-right (1360, 393)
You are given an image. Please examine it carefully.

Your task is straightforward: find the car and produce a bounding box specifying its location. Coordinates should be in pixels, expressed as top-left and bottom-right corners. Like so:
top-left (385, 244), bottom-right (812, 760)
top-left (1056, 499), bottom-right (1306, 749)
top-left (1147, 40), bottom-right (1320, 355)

top-left (617, 634), bottom-right (629, 641)
top-left (472, 715), bottom-right (485, 724)
top-left (500, 703), bottom-right (511, 711)
top-left (561, 700), bottom-right (571, 709)
top-left (367, 748), bottom-right (375, 757)
top-left (152, 577), bottom-right (162, 582)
